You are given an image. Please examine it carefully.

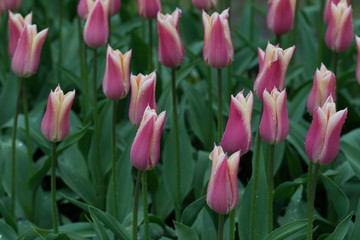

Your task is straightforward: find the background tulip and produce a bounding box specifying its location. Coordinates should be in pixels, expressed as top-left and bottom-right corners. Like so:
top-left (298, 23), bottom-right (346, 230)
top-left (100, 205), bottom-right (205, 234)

top-left (107, 0), bottom-right (120, 16)
top-left (137, 0), bottom-right (161, 19)
top-left (8, 11), bottom-right (32, 57)
top-left (77, 0), bottom-right (91, 19)
top-left (4, 0), bottom-right (21, 12)
top-left (356, 36), bottom-right (360, 85)
top-left (324, 0), bottom-right (350, 24)
top-left (266, 0), bottom-right (296, 35)
top-left (192, 0), bottom-right (217, 11)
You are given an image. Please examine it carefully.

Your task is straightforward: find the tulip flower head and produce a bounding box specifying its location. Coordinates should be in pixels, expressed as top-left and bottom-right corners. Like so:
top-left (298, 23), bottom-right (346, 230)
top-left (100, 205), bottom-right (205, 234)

top-left (202, 9), bottom-right (233, 69)
top-left (41, 85), bottom-right (76, 142)
top-left (325, 0), bottom-right (353, 53)
top-left (324, 0), bottom-right (350, 24)
top-left (157, 8), bottom-right (184, 68)
top-left (356, 36), bottom-right (360, 85)
top-left (192, 0), bottom-right (217, 11)
top-left (207, 145), bottom-right (240, 214)
top-left (259, 88), bottom-right (289, 144)
top-left (8, 11), bottom-right (32, 57)
top-left (77, 0), bottom-right (92, 19)
top-left (137, 0), bottom-right (161, 19)
top-left (305, 96), bottom-right (347, 165)
top-left (129, 71), bottom-right (157, 126)
top-left (254, 42), bottom-right (295, 101)
top-left (130, 106), bottom-right (166, 170)
top-left (107, 0), bottom-right (121, 16)
top-left (266, 0), bottom-right (296, 35)
top-left (4, 0), bottom-right (22, 12)
top-left (307, 64), bottom-right (336, 115)
top-left (221, 90), bottom-right (253, 155)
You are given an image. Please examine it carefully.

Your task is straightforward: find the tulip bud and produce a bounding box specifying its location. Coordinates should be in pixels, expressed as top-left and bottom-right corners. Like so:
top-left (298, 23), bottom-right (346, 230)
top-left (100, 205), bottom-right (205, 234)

top-left (305, 96), bottom-right (347, 165)
top-left (41, 85), bottom-right (76, 142)
top-left (324, 0), bottom-right (349, 24)
top-left (8, 11), bottom-right (32, 57)
top-left (130, 107), bottom-right (166, 170)
top-left (192, 0), bottom-right (217, 11)
top-left (202, 9), bottom-right (233, 69)
top-left (254, 42), bottom-right (295, 101)
top-left (259, 88), bottom-right (289, 144)
top-left (137, 0), bottom-right (161, 19)
top-left (157, 8), bottom-right (184, 68)
top-left (4, 0), bottom-right (22, 12)
top-left (221, 90), bottom-right (253, 155)
top-left (83, 0), bottom-right (109, 48)
top-left (325, 0), bottom-right (353, 53)
top-left (77, 0), bottom-right (91, 20)
top-left (11, 24), bottom-right (48, 78)
top-left (207, 145), bottom-right (240, 214)
top-left (356, 36), bottom-right (360, 85)
top-left (307, 64), bottom-right (336, 115)
top-left (266, 0), bottom-right (296, 35)
top-left (129, 71), bottom-right (157, 126)
top-left (102, 45), bottom-right (132, 100)
top-left (107, 0), bottom-right (120, 16)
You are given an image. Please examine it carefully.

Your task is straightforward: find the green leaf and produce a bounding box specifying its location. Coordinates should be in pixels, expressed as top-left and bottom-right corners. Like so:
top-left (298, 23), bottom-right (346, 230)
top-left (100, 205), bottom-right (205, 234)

top-left (325, 212), bottom-right (353, 240)
top-left (0, 221), bottom-right (17, 240)
top-left (174, 221), bottom-right (199, 240)
top-left (0, 200), bottom-right (18, 232)
top-left (88, 210), bottom-right (111, 240)
top-left (278, 185), bottom-right (307, 226)
top-left (340, 129), bottom-right (360, 180)
top-left (181, 196), bottom-right (206, 226)
top-left (264, 219), bottom-right (308, 240)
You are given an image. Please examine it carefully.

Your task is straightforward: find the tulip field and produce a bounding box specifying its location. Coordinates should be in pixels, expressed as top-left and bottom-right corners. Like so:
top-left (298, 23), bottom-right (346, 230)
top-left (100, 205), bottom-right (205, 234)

top-left (1, 0), bottom-right (360, 239)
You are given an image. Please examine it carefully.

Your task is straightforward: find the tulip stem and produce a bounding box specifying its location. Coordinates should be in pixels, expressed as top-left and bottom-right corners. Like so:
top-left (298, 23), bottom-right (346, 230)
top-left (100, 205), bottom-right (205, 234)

top-left (112, 101), bottom-right (118, 219)
top-left (268, 144), bottom-right (275, 233)
top-left (58, 0), bottom-right (63, 84)
top-left (2, 11), bottom-right (8, 80)
top-left (229, 210), bottom-right (235, 240)
top-left (218, 214), bottom-right (224, 240)
top-left (51, 142), bottom-right (59, 233)
top-left (250, 0), bottom-right (254, 42)
top-left (142, 171), bottom-right (150, 240)
top-left (148, 19), bottom-right (153, 72)
top-left (276, 34), bottom-right (281, 46)
top-left (133, 170), bottom-right (143, 240)
top-left (307, 162), bottom-right (320, 240)
top-left (217, 68), bottom-right (223, 143)
top-left (22, 79), bottom-right (34, 174)
top-left (317, 0), bottom-right (325, 66)
top-left (171, 67), bottom-right (181, 221)
top-left (78, 18), bottom-right (89, 113)
top-left (333, 52), bottom-right (338, 77)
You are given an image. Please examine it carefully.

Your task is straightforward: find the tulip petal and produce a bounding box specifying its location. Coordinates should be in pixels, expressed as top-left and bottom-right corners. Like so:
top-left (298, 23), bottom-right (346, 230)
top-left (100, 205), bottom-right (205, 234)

top-left (275, 90), bottom-right (289, 143)
top-left (227, 151), bottom-right (240, 210)
top-left (29, 28), bottom-right (48, 76)
top-left (356, 36), bottom-right (360, 84)
top-left (335, 7), bottom-right (353, 52)
top-left (149, 111), bottom-right (166, 168)
top-left (11, 25), bottom-right (33, 77)
top-left (57, 90), bottom-right (75, 142)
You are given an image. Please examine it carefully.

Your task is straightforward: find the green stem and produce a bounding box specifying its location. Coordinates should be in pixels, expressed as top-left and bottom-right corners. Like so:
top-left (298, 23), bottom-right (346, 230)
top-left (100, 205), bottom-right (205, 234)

top-left (227, 65), bottom-right (232, 99)
top-left (22, 79), bottom-right (34, 174)
top-left (333, 52), bottom-right (338, 105)
top-left (45, 0), bottom-right (50, 27)
top-left (142, 19), bottom-right (145, 39)
top-left (218, 214), bottom-right (224, 240)
top-left (307, 163), bottom-right (320, 240)
top-left (51, 142), bottom-right (59, 233)
top-left (250, 0), bottom-right (254, 42)
top-left (58, 0), bottom-right (63, 84)
top-left (307, 162), bottom-right (313, 239)
top-left (317, 0), bottom-right (325, 66)
top-left (268, 144), bottom-right (275, 233)
top-left (148, 19), bottom-right (153, 72)
top-left (84, 43), bottom-right (89, 113)
top-left (112, 101), bottom-right (118, 219)
top-left (217, 68), bottom-right (223, 144)
top-left (229, 210), bottom-right (235, 240)
top-left (2, 11), bottom-right (8, 80)
top-left (77, 18), bottom-right (88, 113)
top-left (109, 16), bottom-right (112, 44)
top-left (133, 170), bottom-right (143, 240)
top-left (276, 34), bottom-right (281, 46)
top-left (142, 171), bottom-right (149, 240)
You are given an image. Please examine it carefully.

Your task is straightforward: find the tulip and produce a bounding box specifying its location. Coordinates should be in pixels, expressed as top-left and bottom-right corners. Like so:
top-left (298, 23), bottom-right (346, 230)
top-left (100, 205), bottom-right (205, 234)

top-left (83, 0), bottom-right (109, 48)
top-left (107, 0), bottom-right (120, 16)
top-left (41, 85), bottom-right (76, 142)
top-left (8, 11), bottom-right (32, 57)
top-left (157, 8), bottom-right (184, 68)
top-left (305, 96), bottom-right (347, 165)
top-left (356, 36), bottom-right (360, 85)
top-left (207, 144), bottom-right (240, 214)
top-left (325, 0), bottom-right (353, 53)
top-left (4, 0), bottom-right (22, 12)
top-left (324, 0), bottom-right (349, 24)
top-left (129, 71), bottom-right (157, 126)
top-left (102, 45), bottom-right (132, 100)
top-left (266, 0), bottom-right (296, 35)
top-left (192, 0), bottom-right (217, 11)
top-left (11, 24), bottom-right (48, 78)
top-left (254, 42), bottom-right (295, 101)
top-left (202, 9), bottom-right (233, 69)
top-left (221, 90), bottom-right (253, 155)
top-left (259, 88), bottom-right (289, 144)
top-left (137, 0), bottom-right (161, 19)
top-left (307, 64), bottom-right (336, 115)
top-left (77, 0), bottom-right (91, 19)
top-left (130, 106), bottom-right (166, 170)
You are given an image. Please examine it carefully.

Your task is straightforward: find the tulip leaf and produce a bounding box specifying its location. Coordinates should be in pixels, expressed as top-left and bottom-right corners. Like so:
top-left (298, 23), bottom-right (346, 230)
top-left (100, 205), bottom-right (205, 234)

top-left (181, 196), bottom-right (206, 227)
top-left (340, 128), bottom-right (360, 181)
top-left (264, 219), bottom-right (308, 240)
top-left (325, 212), bottom-right (353, 240)
top-left (349, 202), bottom-right (360, 240)
top-left (174, 221), bottom-right (199, 240)
top-left (0, 199), bottom-right (18, 232)
top-left (88, 210), bottom-right (111, 240)
top-left (0, 221), bottom-right (18, 240)
top-left (287, 120), bottom-right (309, 162)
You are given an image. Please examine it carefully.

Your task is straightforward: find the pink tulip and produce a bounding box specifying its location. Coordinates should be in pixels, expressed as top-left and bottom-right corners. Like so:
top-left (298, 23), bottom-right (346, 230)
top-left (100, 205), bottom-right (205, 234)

top-left (192, 0), bottom-right (217, 11)
top-left (83, 0), bottom-right (109, 48)
top-left (137, 0), bottom-right (161, 19)
top-left (254, 42), bottom-right (295, 101)
top-left (307, 64), bottom-right (336, 115)
top-left (325, 0), bottom-right (353, 53)
top-left (260, 88), bottom-right (289, 144)
top-left (102, 45), bottom-right (132, 100)
top-left (129, 71), bottom-right (157, 126)
top-left (77, 0), bottom-right (92, 20)
top-left (130, 106), bottom-right (166, 170)
top-left (202, 9), bottom-right (233, 69)
top-left (207, 144), bottom-right (240, 214)
top-left (221, 90), bottom-right (253, 155)
top-left (157, 8), bottom-right (184, 68)
top-left (356, 36), bottom-right (360, 85)
top-left (4, 0), bottom-right (22, 12)
top-left (107, 0), bottom-right (120, 16)
top-left (41, 85), bottom-right (75, 142)
top-left (11, 24), bottom-right (48, 78)
top-left (266, 0), bottom-right (296, 35)
top-left (8, 11), bottom-right (32, 57)
top-left (305, 96), bottom-right (347, 165)
top-left (324, 0), bottom-right (350, 24)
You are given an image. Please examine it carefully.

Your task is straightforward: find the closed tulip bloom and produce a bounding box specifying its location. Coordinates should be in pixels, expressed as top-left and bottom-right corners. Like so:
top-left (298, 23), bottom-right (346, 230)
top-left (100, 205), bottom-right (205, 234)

top-left (8, 11), bottom-right (32, 57)
top-left (325, 0), bottom-right (353, 53)
top-left (41, 85), bottom-right (75, 142)
top-left (254, 42), bottom-right (295, 101)
top-left (307, 64), bottom-right (336, 115)
top-left (83, 0), bottom-right (109, 48)
top-left (77, 0), bottom-right (91, 19)
top-left (107, 0), bottom-right (120, 16)
top-left (4, 0), bottom-right (22, 12)
top-left (129, 71), bottom-right (157, 126)
top-left (207, 145), bottom-right (240, 214)
top-left (11, 24), bottom-right (48, 77)
top-left (130, 107), bottom-right (166, 170)
top-left (305, 96), bottom-right (347, 165)
top-left (102, 45), bottom-right (132, 100)
top-left (192, 0), bottom-right (217, 11)
top-left (260, 88), bottom-right (289, 144)
top-left (324, 0), bottom-right (349, 24)
top-left (202, 9), bottom-right (233, 69)
top-left (266, 0), bottom-right (296, 35)
top-left (137, 0), bottom-right (161, 19)
top-left (356, 36), bottom-right (360, 84)
top-left (221, 90), bottom-right (253, 155)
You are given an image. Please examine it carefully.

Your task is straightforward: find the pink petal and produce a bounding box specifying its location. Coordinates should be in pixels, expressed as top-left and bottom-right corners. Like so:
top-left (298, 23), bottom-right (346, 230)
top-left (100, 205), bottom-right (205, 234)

top-left (356, 36), bottom-right (360, 84)
top-left (227, 151), bottom-right (240, 210)
top-left (29, 28), bottom-right (48, 76)
top-left (11, 24), bottom-right (33, 77)
top-left (335, 7), bottom-right (353, 52)
top-left (138, 0), bottom-right (161, 19)
top-left (149, 111), bottom-right (166, 168)
top-left (267, 0), bottom-right (296, 35)
top-left (41, 92), bottom-right (58, 142)
top-left (57, 90), bottom-right (75, 142)
top-left (260, 90), bottom-right (277, 143)
top-left (275, 90), bottom-right (289, 143)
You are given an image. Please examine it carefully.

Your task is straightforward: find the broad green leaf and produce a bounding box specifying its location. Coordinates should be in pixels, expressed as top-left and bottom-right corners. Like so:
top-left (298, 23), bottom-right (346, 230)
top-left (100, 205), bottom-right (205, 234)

top-left (264, 219), bottom-right (308, 240)
top-left (88, 210), bottom-right (111, 240)
top-left (181, 196), bottom-right (206, 227)
top-left (325, 212), bottom-right (353, 240)
top-left (340, 129), bottom-right (360, 180)
top-left (0, 220), bottom-right (17, 240)
top-left (174, 221), bottom-right (199, 240)
top-left (350, 202), bottom-right (360, 240)
top-left (0, 200), bottom-right (17, 232)
top-left (278, 185), bottom-right (307, 226)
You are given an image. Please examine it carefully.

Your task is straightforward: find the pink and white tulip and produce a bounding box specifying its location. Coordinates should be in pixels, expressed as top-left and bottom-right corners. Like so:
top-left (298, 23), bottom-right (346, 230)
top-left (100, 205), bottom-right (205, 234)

top-left (324, 0), bottom-right (350, 24)
top-left (41, 85), bottom-right (76, 142)
top-left (207, 145), bottom-right (240, 214)
top-left (77, 0), bottom-right (92, 19)
top-left (305, 96), bottom-right (347, 165)
top-left (130, 107), bottom-right (166, 170)
top-left (356, 36), bottom-right (360, 85)
top-left (254, 42), bottom-right (295, 101)
top-left (192, 0), bottom-right (217, 11)
top-left (129, 71), bottom-right (157, 126)
top-left (8, 11), bottom-right (32, 57)
top-left (202, 9), bottom-right (233, 69)
top-left (4, 0), bottom-right (22, 12)
top-left (221, 90), bottom-right (253, 155)
top-left (260, 88), bottom-right (289, 144)
top-left (307, 64), bottom-right (336, 115)
top-left (137, 0), bottom-right (161, 19)
top-left (266, 0), bottom-right (296, 35)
